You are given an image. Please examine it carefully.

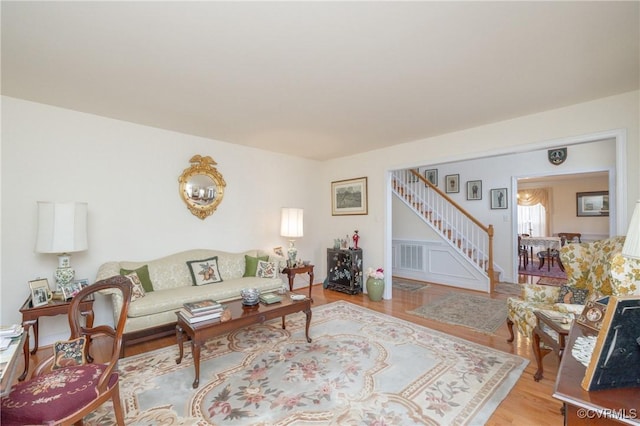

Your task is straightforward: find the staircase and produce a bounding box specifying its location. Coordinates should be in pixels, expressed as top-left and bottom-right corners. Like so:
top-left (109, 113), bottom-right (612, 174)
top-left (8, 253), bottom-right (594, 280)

top-left (392, 169), bottom-right (496, 292)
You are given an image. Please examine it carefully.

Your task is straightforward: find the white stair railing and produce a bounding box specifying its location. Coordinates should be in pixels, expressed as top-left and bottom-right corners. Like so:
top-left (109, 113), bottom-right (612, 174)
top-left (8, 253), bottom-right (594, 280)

top-left (392, 169), bottom-right (495, 290)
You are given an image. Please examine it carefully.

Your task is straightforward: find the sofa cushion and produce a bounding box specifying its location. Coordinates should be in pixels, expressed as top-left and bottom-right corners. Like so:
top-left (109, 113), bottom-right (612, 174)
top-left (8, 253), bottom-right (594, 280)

top-left (243, 255), bottom-right (269, 277)
top-left (120, 265), bottom-right (154, 292)
top-left (556, 285), bottom-right (589, 305)
top-left (123, 272), bottom-right (146, 302)
top-left (187, 256), bottom-right (223, 286)
top-left (52, 337), bottom-right (87, 370)
top-left (256, 260), bottom-right (278, 278)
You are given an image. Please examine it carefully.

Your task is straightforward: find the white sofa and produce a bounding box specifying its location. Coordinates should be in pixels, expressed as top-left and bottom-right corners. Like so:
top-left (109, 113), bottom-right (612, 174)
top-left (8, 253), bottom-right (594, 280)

top-left (96, 249), bottom-right (284, 356)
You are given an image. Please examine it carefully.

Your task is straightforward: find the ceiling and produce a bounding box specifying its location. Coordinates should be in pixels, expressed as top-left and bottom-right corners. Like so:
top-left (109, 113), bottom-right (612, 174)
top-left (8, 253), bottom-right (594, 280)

top-left (2, 2), bottom-right (638, 161)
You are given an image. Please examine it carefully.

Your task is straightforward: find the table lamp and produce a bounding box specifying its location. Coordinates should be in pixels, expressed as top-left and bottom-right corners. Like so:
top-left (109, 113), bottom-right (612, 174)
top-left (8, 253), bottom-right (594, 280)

top-left (35, 201), bottom-right (88, 291)
top-left (622, 200), bottom-right (640, 259)
top-left (280, 207), bottom-right (303, 267)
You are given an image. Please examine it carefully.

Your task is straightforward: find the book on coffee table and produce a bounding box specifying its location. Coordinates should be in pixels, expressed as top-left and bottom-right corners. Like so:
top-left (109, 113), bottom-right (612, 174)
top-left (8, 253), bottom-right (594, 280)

top-left (178, 308), bottom-right (222, 323)
top-left (184, 299), bottom-right (222, 314)
top-left (259, 293), bottom-right (282, 305)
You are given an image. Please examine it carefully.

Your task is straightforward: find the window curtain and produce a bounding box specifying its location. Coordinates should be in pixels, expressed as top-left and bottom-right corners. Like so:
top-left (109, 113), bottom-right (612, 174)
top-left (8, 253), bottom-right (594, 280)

top-left (518, 188), bottom-right (551, 236)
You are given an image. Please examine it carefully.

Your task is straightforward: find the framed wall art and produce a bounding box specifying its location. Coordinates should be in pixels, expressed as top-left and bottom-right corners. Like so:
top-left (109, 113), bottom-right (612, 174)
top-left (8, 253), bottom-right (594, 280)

top-left (576, 191), bottom-right (609, 217)
top-left (466, 180), bottom-right (482, 200)
top-left (581, 295), bottom-right (640, 391)
top-left (445, 174), bottom-right (459, 193)
top-left (407, 169), bottom-right (419, 183)
top-left (331, 177), bottom-right (368, 216)
top-left (424, 169), bottom-right (438, 187)
top-left (490, 188), bottom-right (508, 209)
top-left (29, 278), bottom-right (51, 307)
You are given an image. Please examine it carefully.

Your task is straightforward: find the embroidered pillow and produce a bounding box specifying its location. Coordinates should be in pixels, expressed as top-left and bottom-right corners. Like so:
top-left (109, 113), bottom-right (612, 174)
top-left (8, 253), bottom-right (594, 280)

top-left (120, 264), bottom-right (154, 292)
top-left (187, 256), bottom-right (223, 286)
top-left (123, 272), bottom-right (146, 302)
top-left (243, 255), bottom-right (269, 277)
top-left (52, 337), bottom-right (87, 370)
top-left (256, 260), bottom-right (278, 279)
top-left (556, 285), bottom-right (589, 305)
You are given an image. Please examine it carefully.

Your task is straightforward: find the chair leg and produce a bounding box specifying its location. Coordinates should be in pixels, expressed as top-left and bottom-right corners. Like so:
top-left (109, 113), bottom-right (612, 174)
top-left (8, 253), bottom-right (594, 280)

top-left (506, 318), bottom-right (515, 342)
top-left (112, 383), bottom-right (125, 426)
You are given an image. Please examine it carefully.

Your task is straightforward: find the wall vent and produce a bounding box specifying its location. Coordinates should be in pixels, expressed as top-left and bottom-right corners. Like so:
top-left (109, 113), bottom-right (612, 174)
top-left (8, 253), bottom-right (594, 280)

top-left (398, 243), bottom-right (424, 271)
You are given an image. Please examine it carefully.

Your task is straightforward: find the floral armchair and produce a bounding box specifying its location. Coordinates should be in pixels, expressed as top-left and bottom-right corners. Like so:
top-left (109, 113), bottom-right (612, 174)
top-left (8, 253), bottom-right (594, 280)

top-left (506, 236), bottom-right (639, 341)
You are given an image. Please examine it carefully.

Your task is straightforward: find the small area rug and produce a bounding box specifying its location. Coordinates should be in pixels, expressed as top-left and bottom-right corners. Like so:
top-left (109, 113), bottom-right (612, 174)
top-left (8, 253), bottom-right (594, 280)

top-left (407, 293), bottom-right (507, 334)
top-left (519, 258), bottom-right (567, 279)
top-left (536, 276), bottom-right (567, 286)
top-left (392, 277), bottom-right (430, 292)
top-left (85, 302), bottom-right (526, 425)
top-left (494, 282), bottom-right (523, 296)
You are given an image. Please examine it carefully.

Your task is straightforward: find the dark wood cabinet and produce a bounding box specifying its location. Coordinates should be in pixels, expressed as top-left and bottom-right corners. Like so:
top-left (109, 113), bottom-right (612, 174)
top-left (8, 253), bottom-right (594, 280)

top-left (326, 248), bottom-right (363, 295)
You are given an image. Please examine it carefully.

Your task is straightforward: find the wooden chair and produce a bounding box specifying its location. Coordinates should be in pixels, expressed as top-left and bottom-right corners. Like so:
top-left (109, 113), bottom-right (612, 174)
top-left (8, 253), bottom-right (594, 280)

top-left (518, 236), bottom-right (529, 269)
top-left (1, 275), bottom-right (132, 425)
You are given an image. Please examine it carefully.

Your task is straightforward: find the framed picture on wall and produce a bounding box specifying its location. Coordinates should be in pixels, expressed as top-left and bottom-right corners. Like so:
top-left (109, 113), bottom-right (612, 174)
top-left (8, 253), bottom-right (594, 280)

top-left (490, 188), bottom-right (508, 209)
top-left (424, 169), bottom-right (438, 187)
top-left (445, 174), bottom-right (459, 193)
top-left (466, 180), bottom-right (482, 200)
top-left (576, 191), bottom-right (609, 217)
top-left (331, 177), bottom-right (368, 216)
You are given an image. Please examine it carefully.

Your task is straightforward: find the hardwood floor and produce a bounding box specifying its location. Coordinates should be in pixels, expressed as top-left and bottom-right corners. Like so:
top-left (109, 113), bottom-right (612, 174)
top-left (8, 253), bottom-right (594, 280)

top-left (20, 278), bottom-right (564, 425)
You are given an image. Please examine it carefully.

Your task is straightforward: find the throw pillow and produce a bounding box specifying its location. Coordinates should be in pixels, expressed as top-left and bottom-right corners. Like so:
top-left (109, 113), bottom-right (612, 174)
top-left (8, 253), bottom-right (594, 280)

top-left (556, 285), bottom-right (589, 305)
top-left (243, 255), bottom-right (269, 277)
top-left (52, 337), bottom-right (87, 370)
top-left (123, 272), bottom-right (146, 302)
top-left (120, 264), bottom-right (154, 293)
top-left (187, 256), bottom-right (223, 286)
top-left (256, 260), bottom-right (278, 279)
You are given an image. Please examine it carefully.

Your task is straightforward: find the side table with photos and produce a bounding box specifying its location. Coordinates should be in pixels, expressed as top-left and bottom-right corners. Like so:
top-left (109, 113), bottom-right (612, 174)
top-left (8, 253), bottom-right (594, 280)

top-left (18, 294), bottom-right (94, 381)
top-left (532, 309), bottom-right (572, 382)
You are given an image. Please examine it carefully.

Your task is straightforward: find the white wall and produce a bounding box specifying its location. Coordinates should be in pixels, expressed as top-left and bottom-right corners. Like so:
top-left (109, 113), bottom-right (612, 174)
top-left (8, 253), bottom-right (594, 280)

top-left (2, 90), bottom-right (638, 343)
top-left (320, 91), bottom-right (639, 298)
top-left (1, 96), bottom-right (320, 344)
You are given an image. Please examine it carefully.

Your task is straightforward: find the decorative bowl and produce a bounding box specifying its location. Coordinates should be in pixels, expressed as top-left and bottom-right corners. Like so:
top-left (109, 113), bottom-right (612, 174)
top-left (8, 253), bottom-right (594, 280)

top-left (241, 288), bottom-right (260, 306)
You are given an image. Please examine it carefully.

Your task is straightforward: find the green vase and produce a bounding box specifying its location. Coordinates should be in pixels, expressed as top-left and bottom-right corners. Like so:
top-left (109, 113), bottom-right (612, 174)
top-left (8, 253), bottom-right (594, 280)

top-left (366, 277), bottom-right (385, 301)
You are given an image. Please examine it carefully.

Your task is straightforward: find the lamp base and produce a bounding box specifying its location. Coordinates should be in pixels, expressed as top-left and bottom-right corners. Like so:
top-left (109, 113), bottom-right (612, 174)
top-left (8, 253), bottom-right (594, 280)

top-left (287, 240), bottom-right (298, 267)
top-left (54, 253), bottom-right (75, 291)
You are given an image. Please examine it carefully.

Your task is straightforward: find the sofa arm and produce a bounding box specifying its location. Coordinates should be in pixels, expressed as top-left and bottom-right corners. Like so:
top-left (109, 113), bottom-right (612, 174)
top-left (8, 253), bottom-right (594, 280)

top-left (611, 253), bottom-right (640, 296)
top-left (96, 262), bottom-right (125, 325)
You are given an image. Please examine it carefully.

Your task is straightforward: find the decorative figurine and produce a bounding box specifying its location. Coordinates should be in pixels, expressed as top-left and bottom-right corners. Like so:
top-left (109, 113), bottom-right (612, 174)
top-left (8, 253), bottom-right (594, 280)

top-left (352, 230), bottom-right (360, 249)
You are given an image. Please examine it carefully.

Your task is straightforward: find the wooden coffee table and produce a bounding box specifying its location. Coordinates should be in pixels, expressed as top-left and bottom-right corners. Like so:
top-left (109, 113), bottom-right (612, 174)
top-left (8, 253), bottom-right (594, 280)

top-left (175, 293), bottom-right (312, 388)
top-left (532, 309), bottom-right (571, 381)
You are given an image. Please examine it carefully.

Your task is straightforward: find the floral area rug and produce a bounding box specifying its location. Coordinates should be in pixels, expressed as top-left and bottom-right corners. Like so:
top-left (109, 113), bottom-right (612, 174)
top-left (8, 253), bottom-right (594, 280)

top-left (407, 293), bottom-right (508, 334)
top-left (536, 276), bottom-right (568, 286)
top-left (519, 257), bottom-right (567, 279)
top-left (85, 301), bottom-right (526, 425)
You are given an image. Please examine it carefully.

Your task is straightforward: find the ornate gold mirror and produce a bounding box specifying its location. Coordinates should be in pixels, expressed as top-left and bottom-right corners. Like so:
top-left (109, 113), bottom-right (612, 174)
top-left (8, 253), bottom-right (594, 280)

top-left (178, 155), bottom-right (226, 219)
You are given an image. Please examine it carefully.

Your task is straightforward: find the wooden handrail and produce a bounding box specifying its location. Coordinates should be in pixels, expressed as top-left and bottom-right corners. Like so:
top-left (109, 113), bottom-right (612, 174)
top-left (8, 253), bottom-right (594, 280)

top-left (409, 169), bottom-right (496, 292)
top-left (411, 170), bottom-right (490, 233)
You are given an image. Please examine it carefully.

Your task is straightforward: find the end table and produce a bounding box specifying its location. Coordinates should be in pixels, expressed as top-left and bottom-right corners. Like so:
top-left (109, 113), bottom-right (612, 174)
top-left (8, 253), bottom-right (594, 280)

top-left (282, 265), bottom-right (314, 302)
top-left (18, 294), bottom-right (95, 381)
top-left (532, 309), bottom-right (571, 381)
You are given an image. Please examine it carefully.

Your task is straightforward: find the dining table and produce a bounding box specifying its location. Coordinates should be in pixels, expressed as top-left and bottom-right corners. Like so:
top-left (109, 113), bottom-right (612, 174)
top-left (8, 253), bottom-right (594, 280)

top-left (520, 236), bottom-right (563, 271)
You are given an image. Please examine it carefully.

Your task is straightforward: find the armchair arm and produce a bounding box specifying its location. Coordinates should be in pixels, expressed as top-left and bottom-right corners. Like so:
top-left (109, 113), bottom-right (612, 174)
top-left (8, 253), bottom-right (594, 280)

top-left (522, 283), bottom-right (561, 304)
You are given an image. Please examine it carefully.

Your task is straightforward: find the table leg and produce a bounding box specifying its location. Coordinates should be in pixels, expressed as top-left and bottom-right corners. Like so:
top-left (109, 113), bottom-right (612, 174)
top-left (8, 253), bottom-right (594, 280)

top-left (281, 316), bottom-right (286, 329)
top-left (191, 340), bottom-right (202, 388)
top-left (307, 270), bottom-right (314, 302)
top-left (304, 306), bottom-right (312, 343)
top-left (547, 248), bottom-right (551, 271)
top-left (19, 321), bottom-right (35, 381)
top-left (287, 272), bottom-right (295, 292)
top-left (532, 330), bottom-right (544, 381)
top-left (175, 324), bottom-right (184, 365)
top-left (31, 318), bottom-right (39, 355)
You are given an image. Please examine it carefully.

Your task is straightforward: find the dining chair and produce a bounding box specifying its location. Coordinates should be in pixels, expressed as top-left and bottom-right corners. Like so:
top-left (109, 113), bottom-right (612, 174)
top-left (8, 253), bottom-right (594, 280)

top-left (1, 275), bottom-right (132, 426)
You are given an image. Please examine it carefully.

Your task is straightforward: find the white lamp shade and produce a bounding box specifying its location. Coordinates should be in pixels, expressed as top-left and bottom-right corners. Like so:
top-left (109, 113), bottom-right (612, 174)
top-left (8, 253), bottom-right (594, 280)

top-left (622, 200), bottom-right (640, 259)
top-left (36, 202), bottom-right (88, 253)
top-left (280, 208), bottom-right (304, 238)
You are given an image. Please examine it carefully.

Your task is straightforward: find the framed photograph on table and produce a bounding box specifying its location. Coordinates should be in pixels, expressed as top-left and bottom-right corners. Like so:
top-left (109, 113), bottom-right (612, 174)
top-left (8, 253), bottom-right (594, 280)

top-left (424, 169), bottom-right (438, 187)
top-left (29, 279), bottom-right (51, 307)
top-left (576, 191), bottom-right (609, 217)
top-left (490, 188), bottom-right (508, 209)
top-left (466, 180), bottom-right (482, 200)
top-left (331, 177), bottom-right (368, 216)
top-left (445, 174), bottom-right (459, 193)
